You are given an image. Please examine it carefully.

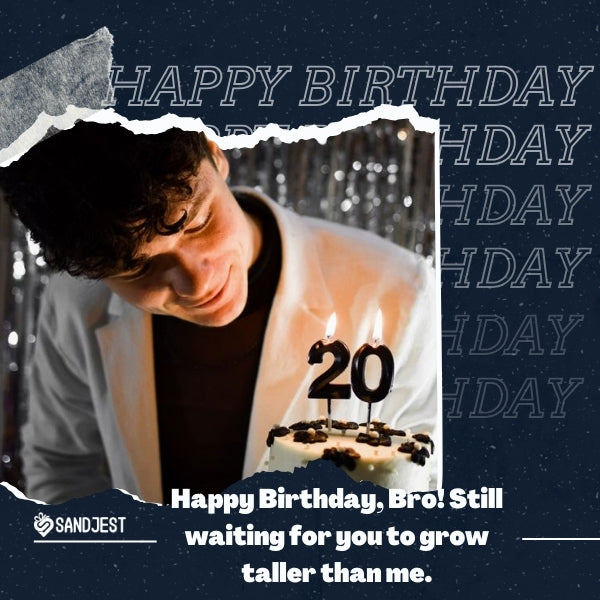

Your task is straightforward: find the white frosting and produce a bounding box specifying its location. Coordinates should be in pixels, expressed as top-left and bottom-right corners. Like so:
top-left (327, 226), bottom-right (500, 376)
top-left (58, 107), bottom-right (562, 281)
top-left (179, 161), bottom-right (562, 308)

top-left (268, 423), bottom-right (432, 491)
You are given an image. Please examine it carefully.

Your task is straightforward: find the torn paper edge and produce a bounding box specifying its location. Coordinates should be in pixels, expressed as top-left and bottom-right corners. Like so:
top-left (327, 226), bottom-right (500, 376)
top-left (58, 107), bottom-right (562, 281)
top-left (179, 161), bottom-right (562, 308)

top-left (84, 104), bottom-right (437, 147)
top-left (1, 480), bottom-right (157, 506)
top-left (0, 105), bottom-right (101, 166)
top-left (2, 104), bottom-right (437, 166)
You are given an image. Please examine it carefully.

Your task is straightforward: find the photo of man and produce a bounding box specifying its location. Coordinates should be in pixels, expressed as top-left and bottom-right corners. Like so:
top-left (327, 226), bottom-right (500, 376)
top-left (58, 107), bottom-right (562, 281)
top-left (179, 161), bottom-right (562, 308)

top-left (0, 119), bottom-right (438, 504)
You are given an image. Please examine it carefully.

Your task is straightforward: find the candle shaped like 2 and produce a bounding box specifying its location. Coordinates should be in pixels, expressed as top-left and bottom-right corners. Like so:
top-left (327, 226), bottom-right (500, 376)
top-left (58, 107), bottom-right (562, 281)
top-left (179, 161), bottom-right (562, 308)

top-left (307, 313), bottom-right (351, 428)
top-left (351, 309), bottom-right (395, 430)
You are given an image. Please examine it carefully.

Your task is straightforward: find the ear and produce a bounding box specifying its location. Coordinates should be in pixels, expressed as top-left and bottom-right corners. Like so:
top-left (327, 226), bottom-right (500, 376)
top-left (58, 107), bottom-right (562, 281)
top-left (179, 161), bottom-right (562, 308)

top-left (206, 139), bottom-right (230, 179)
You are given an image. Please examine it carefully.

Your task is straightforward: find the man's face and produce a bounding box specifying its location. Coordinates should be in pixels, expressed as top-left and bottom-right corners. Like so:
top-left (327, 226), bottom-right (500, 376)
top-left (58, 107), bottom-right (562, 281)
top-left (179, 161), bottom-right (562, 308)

top-left (104, 141), bottom-right (262, 327)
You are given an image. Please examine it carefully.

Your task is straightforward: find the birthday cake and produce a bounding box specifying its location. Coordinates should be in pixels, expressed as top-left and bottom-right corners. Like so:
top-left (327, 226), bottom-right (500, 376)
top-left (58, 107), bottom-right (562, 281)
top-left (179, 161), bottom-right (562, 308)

top-left (267, 418), bottom-right (434, 490)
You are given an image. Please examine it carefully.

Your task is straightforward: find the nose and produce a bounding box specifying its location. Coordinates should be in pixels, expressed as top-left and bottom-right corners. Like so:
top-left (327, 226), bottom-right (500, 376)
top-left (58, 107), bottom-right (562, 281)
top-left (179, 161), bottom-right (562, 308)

top-left (167, 247), bottom-right (212, 299)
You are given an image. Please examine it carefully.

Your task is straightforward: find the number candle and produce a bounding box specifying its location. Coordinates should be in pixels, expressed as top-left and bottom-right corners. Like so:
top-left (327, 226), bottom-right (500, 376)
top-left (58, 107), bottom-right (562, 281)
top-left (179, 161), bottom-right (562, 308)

top-left (307, 313), bottom-right (351, 430)
top-left (351, 309), bottom-right (395, 432)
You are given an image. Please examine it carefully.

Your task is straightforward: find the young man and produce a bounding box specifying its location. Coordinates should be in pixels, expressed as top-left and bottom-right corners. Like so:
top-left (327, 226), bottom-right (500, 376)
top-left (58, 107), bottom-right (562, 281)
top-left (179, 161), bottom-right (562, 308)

top-left (0, 122), bottom-right (438, 504)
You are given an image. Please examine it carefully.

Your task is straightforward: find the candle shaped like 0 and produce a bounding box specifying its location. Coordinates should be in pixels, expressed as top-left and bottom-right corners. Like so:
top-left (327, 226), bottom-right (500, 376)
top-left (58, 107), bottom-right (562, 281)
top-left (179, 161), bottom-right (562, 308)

top-left (307, 313), bottom-right (351, 428)
top-left (351, 309), bottom-right (395, 429)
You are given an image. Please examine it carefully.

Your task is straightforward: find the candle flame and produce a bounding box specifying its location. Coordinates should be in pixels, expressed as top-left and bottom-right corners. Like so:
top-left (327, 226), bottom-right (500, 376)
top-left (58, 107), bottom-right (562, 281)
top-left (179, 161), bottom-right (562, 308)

top-left (325, 313), bottom-right (337, 340)
top-left (372, 309), bottom-right (383, 344)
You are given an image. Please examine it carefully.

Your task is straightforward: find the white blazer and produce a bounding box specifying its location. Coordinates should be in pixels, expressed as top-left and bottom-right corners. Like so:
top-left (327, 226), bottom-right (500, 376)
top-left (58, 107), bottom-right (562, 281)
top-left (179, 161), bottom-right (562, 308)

top-left (22, 191), bottom-right (439, 503)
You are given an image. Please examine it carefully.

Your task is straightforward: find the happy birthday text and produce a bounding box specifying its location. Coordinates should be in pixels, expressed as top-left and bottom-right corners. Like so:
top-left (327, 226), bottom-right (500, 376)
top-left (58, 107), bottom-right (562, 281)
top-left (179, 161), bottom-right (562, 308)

top-left (170, 486), bottom-right (502, 513)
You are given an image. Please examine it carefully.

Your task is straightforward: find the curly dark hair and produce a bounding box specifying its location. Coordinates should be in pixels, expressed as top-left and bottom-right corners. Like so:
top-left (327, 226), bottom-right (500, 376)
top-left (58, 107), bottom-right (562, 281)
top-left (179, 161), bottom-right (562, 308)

top-left (0, 122), bottom-right (213, 278)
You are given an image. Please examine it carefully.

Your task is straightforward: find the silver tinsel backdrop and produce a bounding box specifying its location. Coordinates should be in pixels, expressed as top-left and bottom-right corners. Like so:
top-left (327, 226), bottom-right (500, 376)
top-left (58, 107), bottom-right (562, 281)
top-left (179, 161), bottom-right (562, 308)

top-left (0, 118), bottom-right (434, 489)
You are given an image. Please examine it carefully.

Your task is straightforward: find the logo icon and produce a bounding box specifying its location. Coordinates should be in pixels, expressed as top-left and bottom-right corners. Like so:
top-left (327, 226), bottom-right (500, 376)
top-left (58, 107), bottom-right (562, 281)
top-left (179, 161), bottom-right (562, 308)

top-left (33, 512), bottom-right (54, 537)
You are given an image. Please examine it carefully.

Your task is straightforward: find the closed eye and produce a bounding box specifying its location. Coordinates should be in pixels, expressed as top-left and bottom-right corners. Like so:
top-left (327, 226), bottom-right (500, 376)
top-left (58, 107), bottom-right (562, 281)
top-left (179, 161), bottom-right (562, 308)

top-left (184, 209), bottom-right (212, 235)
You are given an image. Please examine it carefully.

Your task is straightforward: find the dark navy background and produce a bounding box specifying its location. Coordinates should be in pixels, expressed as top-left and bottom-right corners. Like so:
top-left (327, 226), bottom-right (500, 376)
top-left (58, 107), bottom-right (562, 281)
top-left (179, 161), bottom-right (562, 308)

top-left (1, 1), bottom-right (599, 598)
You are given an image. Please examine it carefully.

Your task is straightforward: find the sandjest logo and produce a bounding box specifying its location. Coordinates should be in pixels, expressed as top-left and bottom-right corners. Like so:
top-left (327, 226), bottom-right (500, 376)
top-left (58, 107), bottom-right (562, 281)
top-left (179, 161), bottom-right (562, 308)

top-left (33, 512), bottom-right (54, 537)
top-left (32, 511), bottom-right (127, 540)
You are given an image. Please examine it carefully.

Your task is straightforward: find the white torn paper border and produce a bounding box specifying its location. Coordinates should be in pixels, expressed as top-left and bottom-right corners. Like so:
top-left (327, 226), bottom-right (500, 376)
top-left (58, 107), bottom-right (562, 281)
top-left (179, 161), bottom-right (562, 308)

top-left (86, 104), bottom-right (437, 148)
top-left (0, 480), bottom-right (158, 506)
top-left (1, 480), bottom-right (46, 504)
top-left (2, 103), bottom-right (437, 165)
top-left (0, 27), bottom-right (113, 166)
